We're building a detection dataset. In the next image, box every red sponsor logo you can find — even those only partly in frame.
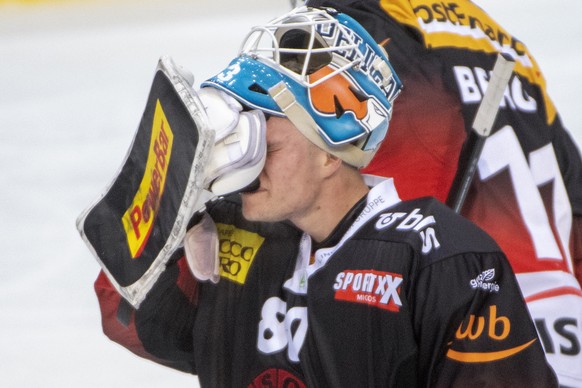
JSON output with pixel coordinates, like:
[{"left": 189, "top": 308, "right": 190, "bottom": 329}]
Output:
[
  {"left": 333, "top": 270, "right": 403, "bottom": 312},
  {"left": 248, "top": 368, "right": 305, "bottom": 388}
]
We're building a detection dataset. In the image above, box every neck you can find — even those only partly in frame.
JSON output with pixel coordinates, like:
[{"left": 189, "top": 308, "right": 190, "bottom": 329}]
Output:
[{"left": 291, "top": 170, "right": 369, "bottom": 243}]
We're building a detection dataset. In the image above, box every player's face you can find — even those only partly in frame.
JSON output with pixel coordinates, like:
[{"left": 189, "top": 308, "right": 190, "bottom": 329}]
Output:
[{"left": 241, "top": 116, "right": 328, "bottom": 224}]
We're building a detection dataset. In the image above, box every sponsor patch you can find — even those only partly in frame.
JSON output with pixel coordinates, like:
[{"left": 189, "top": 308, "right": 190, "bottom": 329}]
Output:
[
  {"left": 375, "top": 208, "right": 440, "bottom": 254},
  {"left": 333, "top": 270, "right": 403, "bottom": 312},
  {"left": 122, "top": 99, "right": 174, "bottom": 258},
  {"left": 380, "top": 0, "right": 556, "bottom": 123},
  {"left": 447, "top": 305, "right": 536, "bottom": 362},
  {"left": 249, "top": 368, "right": 305, "bottom": 388},
  {"left": 470, "top": 268, "right": 500, "bottom": 293},
  {"left": 216, "top": 223, "right": 264, "bottom": 284}
]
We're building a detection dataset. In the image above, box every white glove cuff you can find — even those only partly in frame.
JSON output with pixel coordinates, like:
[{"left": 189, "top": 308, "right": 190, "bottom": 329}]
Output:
[{"left": 184, "top": 212, "right": 220, "bottom": 283}]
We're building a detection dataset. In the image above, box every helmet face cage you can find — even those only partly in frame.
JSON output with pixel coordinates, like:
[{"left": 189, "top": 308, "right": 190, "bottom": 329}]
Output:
[
  {"left": 242, "top": 10, "right": 356, "bottom": 88},
  {"left": 203, "top": 6, "right": 402, "bottom": 162}
]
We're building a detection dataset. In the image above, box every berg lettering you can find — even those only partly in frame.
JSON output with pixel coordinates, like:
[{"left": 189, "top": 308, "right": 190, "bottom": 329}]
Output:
[
  {"left": 375, "top": 208, "right": 441, "bottom": 254},
  {"left": 122, "top": 100, "right": 174, "bottom": 258},
  {"left": 454, "top": 65, "right": 537, "bottom": 113},
  {"left": 333, "top": 270, "right": 403, "bottom": 312}
]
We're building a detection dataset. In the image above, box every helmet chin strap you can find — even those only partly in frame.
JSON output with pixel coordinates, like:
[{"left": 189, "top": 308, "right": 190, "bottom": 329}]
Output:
[{"left": 268, "top": 81, "right": 375, "bottom": 169}]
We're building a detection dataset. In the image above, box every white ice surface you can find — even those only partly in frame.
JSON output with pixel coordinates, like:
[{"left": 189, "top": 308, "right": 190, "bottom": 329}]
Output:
[{"left": 0, "top": 1, "right": 580, "bottom": 387}]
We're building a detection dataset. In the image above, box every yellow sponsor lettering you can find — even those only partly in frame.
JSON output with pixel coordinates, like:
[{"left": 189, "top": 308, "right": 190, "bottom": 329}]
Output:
[
  {"left": 216, "top": 223, "right": 264, "bottom": 284},
  {"left": 456, "top": 305, "right": 510, "bottom": 341},
  {"left": 489, "top": 305, "right": 510, "bottom": 340},
  {"left": 456, "top": 315, "right": 485, "bottom": 340},
  {"left": 122, "top": 100, "right": 174, "bottom": 258},
  {"left": 448, "top": 305, "right": 533, "bottom": 363},
  {"left": 379, "top": 0, "right": 556, "bottom": 124}
]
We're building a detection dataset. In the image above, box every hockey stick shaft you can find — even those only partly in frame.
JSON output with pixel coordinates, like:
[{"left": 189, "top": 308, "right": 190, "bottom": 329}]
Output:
[{"left": 448, "top": 53, "right": 515, "bottom": 214}]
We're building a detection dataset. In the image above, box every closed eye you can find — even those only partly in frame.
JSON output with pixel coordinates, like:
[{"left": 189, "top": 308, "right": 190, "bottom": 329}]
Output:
[{"left": 267, "top": 144, "right": 282, "bottom": 153}]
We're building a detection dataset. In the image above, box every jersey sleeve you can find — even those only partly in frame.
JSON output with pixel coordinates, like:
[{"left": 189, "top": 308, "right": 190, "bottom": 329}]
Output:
[
  {"left": 552, "top": 116, "right": 582, "bottom": 216},
  {"left": 552, "top": 116, "right": 582, "bottom": 286},
  {"left": 412, "top": 250, "right": 558, "bottom": 387},
  {"left": 573, "top": 216, "right": 582, "bottom": 287},
  {"left": 94, "top": 251, "right": 199, "bottom": 374}
]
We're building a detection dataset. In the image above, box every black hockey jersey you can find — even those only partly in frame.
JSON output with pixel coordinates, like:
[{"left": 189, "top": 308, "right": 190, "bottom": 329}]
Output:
[
  {"left": 96, "top": 178, "right": 557, "bottom": 387},
  {"left": 304, "top": 1, "right": 582, "bottom": 385}
]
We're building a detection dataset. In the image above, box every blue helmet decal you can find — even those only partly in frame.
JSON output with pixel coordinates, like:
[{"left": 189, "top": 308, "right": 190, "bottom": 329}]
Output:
[
  {"left": 202, "top": 6, "right": 402, "bottom": 166},
  {"left": 204, "top": 57, "right": 285, "bottom": 115}
]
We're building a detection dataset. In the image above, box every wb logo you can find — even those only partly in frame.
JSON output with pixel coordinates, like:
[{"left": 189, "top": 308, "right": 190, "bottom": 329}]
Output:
[
  {"left": 456, "top": 305, "right": 510, "bottom": 341},
  {"left": 446, "top": 305, "right": 537, "bottom": 363}
]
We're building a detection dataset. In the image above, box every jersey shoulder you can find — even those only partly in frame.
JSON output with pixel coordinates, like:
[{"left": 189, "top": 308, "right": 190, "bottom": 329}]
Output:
[{"left": 358, "top": 196, "right": 502, "bottom": 264}]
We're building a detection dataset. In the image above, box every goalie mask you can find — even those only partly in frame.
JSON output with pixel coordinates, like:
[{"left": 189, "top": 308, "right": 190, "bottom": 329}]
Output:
[{"left": 202, "top": 6, "right": 402, "bottom": 168}]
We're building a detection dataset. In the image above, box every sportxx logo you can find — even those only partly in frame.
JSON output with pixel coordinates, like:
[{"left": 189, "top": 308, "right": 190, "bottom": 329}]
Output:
[
  {"left": 447, "top": 305, "right": 537, "bottom": 363},
  {"left": 333, "top": 270, "right": 403, "bottom": 312},
  {"left": 122, "top": 100, "right": 174, "bottom": 258},
  {"left": 375, "top": 208, "right": 441, "bottom": 254},
  {"left": 216, "top": 223, "right": 264, "bottom": 284}
]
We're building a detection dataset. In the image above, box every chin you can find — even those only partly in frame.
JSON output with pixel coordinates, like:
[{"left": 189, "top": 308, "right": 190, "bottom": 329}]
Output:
[
  {"left": 241, "top": 191, "right": 283, "bottom": 222},
  {"left": 241, "top": 202, "right": 279, "bottom": 223},
  {"left": 241, "top": 208, "right": 262, "bottom": 222},
  {"left": 241, "top": 196, "right": 260, "bottom": 221}
]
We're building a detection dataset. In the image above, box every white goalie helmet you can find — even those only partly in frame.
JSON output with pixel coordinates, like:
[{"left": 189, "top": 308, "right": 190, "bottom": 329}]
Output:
[{"left": 203, "top": 6, "right": 402, "bottom": 168}]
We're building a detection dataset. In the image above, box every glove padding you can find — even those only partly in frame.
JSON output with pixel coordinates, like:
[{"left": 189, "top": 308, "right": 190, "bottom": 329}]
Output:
[
  {"left": 183, "top": 88, "right": 266, "bottom": 283},
  {"left": 198, "top": 87, "right": 266, "bottom": 196},
  {"left": 184, "top": 212, "right": 220, "bottom": 283},
  {"left": 181, "top": 87, "right": 266, "bottom": 284}
]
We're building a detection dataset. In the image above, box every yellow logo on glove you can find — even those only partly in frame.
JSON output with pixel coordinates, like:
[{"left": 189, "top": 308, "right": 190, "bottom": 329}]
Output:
[{"left": 122, "top": 100, "right": 174, "bottom": 258}]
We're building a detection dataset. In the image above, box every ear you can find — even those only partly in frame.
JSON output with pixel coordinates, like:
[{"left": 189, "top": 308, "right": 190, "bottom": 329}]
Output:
[{"left": 321, "top": 152, "right": 343, "bottom": 178}]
